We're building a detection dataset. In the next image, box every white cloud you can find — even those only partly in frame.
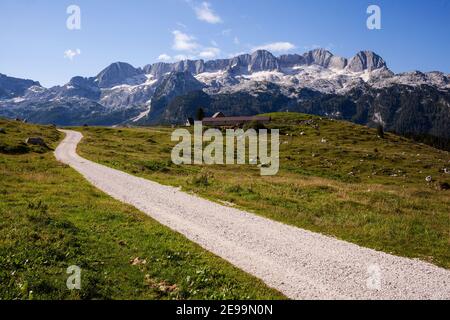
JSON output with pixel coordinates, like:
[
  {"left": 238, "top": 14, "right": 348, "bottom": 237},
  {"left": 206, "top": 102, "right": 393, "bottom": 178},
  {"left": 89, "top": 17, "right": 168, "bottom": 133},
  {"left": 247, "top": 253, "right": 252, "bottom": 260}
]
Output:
[
  {"left": 174, "top": 54, "right": 190, "bottom": 61},
  {"left": 158, "top": 54, "right": 172, "bottom": 62},
  {"left": 167, "top": 28, "right": 223, "bottom": 61},
  {"left": 233, "top": 36, "right": 240, "bottom": 45},
  {"left": 172, "top": 30, "right": 198, "bottom": 51},
  {"left": 195, "top": 2, "right": 222, "bottom": 24},
  {"left": 199, "top": 47, "right": 221, "bottom": 59},
  {"left": 64, "top": 48, "right": 81, "bottom": 60},
  {"left": 252, "top": 42, "right": 296, "bottom": 53}
]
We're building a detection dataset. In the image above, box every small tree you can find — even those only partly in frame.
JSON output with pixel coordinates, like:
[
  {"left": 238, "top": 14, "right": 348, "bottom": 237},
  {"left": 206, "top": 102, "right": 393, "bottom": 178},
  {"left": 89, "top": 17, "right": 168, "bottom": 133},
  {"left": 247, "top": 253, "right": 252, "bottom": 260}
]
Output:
[
  {"left": 377, "top": 124, "right": 384, "bottom": 139},
  {"left": 196, "top": 108, "right": 205, "bottom": 121}
]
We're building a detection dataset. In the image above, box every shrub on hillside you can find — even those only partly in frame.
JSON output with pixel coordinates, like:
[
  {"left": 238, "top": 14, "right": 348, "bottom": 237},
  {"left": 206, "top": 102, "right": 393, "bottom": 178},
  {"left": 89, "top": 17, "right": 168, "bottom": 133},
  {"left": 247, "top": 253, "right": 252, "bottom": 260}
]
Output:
[{"left": 0, "top": 142, "right": 30, "bottom": 154}]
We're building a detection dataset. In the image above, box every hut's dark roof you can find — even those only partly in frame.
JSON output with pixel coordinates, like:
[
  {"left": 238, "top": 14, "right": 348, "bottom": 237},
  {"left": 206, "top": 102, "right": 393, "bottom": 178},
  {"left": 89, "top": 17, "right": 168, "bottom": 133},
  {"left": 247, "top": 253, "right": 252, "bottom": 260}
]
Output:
[{"left": 202, "top": 116, "right": 271, "bottom": 123}]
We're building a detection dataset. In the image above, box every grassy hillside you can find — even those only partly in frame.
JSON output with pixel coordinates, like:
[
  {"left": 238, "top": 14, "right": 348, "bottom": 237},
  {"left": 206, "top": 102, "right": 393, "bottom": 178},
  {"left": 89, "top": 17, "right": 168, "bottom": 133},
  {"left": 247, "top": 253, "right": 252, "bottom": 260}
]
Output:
[
  {"left": 77, "top": 113, "right": 450, "bottom": 268},
  {"left": 0, "top": 118, "right": 284, "bottom": 300}
]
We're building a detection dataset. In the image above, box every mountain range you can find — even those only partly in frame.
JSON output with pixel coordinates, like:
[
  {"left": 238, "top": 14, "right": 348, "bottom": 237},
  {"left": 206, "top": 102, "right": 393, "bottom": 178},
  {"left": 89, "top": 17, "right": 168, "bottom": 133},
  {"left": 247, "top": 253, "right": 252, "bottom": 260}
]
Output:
[{"left": 0, "top": 48, "right": 449, "bottom": 142}]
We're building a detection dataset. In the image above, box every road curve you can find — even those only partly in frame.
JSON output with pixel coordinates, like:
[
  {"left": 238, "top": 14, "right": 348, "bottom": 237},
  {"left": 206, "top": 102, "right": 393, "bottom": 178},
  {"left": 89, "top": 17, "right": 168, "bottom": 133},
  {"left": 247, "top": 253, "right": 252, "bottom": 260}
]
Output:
[{"left": 55, "top": 129, "right": 450, "bottom": 300}]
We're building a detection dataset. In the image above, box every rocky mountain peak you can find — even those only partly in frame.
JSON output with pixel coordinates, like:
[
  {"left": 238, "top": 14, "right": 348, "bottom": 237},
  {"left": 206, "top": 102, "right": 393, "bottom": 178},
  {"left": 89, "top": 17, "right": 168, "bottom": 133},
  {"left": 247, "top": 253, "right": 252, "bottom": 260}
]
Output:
[
  {"left": 0, "top": 73, "right": 41, "bottom": 99},
  {"left": 69, "top": 76, "right": 96, "bottom": 87},
  {"left": 173, "top": 59, "right": 205, "bottom": 75},
  {"left": 347, "top": 51, "right": 387, "bottom": 72},
  {"left": 278, "top": 54, "right": 307, "bottom": 68},
  {"left": 138, "top": 49, "right": 388, "bottom": 82},
  {"left": 143, "top": 62, "right": 172, "bottom": 78},
  {"left": 154, "top": 71, "right": 204, "bottom": 99},
  {"left": 249, "top": 50, "right": 279, "bottom": 73},
  {"left": 95, "top": 62, "right": 143, "bottom": 88},
  {"left": 303, "top": 49, "right": 334, "bottom": 67}
]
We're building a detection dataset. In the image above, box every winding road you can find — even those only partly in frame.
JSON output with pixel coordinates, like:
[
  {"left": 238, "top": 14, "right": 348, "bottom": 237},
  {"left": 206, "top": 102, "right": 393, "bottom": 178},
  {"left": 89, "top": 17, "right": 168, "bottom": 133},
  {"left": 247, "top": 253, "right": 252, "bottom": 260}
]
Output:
[{"left": 55, "top": 129, "right": 450, "bottom": 300}]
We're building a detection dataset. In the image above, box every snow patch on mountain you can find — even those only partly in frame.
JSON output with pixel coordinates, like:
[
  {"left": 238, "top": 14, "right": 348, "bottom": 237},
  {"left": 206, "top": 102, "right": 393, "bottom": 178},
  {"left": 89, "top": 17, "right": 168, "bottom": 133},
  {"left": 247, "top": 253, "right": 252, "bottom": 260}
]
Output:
[{"left": 131, "top": 103, "right": 151, "bottom": 122}]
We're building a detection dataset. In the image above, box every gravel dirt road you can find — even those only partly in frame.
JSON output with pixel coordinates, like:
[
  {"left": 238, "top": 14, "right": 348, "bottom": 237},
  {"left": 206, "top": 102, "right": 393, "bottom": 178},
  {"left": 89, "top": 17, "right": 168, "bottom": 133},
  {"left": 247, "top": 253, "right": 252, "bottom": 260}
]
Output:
[{"left": 55, "top": 129, "right": 450, "bottom": 300}]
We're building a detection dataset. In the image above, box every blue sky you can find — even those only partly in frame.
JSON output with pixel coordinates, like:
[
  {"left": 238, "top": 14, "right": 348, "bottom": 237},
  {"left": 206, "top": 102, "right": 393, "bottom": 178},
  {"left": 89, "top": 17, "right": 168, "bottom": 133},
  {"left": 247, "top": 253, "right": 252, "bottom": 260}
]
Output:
[{"left": 0, "top": 0, "right": 449, "bottom": 87}]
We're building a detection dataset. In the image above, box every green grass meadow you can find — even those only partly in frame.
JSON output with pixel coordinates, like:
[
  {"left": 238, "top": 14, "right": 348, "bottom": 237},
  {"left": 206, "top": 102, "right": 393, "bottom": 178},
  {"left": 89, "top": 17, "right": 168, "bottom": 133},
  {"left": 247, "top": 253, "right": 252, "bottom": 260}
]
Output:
[{"left": 0, "top": 118, "right": 285, "bottom": 300}]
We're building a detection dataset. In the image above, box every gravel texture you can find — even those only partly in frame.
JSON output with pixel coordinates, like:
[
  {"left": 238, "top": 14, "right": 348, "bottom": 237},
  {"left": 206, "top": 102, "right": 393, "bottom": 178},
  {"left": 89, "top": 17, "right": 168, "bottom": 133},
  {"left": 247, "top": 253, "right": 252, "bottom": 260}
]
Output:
[{"left": 55, "top": 130, "right": 450, "bottom": 300}]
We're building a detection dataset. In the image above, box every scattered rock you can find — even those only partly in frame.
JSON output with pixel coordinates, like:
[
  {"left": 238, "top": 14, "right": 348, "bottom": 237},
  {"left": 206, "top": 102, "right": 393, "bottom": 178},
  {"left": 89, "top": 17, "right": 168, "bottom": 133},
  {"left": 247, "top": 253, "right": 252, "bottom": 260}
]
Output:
[
  {"left": 443, "top": 168, "right": 449, "bottom": 174},
  {"left": 25, "top": 137, "right": 46, "bottom": 146},
  {"left": 425, "top": 176, "right": 433, "bottom": 183},
  {"left": 0, "top": 128, "right": 6, "bottom": 134},
  {"left": 321, "top": 138, "right": 328, "bottom": 143},
  {"left": 144, "top": 275, "right": 178, "bottom": 293},
  {"left": 130, "top": 257, "right": 147, "bottom": 266}
]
